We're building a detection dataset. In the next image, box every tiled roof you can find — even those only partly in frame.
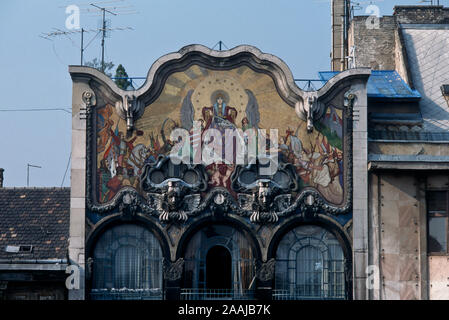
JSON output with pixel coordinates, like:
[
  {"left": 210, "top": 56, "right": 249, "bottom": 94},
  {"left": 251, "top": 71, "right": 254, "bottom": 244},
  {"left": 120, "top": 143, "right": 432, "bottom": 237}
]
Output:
[
  {"left": 0, "top": 188, "right": 70, "bottom": 260},
  {"left": 318, "top": 70, "right": 421, "bottom": 99},
  {"left": 402, "top": 27, "right": 449, "bottom": 131}
]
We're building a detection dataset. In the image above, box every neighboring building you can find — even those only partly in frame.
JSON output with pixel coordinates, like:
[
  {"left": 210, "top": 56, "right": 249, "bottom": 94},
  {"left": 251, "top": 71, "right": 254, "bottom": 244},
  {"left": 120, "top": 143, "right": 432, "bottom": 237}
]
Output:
[
  {"left": 333, "top": 3, "right": 449, "bottom": 299},
  {"left": 0, "top": 173, "right": 70, "bottom": 300}
]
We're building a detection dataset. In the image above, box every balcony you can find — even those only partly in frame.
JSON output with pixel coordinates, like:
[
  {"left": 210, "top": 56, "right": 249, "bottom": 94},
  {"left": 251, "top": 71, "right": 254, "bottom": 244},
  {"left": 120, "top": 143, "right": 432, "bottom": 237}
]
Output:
[
  {"left": 180, "top": 288, "right": 255, "bottom": 300},
  {"left": 272, "top": 289, "right": 346, "bottom": 300}
]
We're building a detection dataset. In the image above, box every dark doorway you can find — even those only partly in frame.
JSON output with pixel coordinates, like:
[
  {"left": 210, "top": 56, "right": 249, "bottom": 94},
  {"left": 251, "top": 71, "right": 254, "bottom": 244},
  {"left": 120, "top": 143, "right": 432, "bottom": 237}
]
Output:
[{"left": 206, "top": 245, "right": 232, "bottom": 289}]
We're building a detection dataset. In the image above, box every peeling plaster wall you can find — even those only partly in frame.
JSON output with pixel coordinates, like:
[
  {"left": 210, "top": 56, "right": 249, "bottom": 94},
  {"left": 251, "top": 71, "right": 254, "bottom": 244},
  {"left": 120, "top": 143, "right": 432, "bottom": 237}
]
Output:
[
  {"left": 369, "top": 173, "right": 423, "bottom": 300},
  {"left": 348, "top": 16, "right": 396, "bottom": 70},
  {"left": 429, "top": 256, "right": 449, "bottom": 299},
  {"left": 369, "top": 173, "right": 449, "bottom": 300}
]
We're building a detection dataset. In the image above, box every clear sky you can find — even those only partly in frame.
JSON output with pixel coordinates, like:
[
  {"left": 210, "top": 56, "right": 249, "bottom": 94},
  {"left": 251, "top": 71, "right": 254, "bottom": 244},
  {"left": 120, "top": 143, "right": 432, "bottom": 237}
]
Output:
[{"left": 0, "top": 0, "right": 439, "bottom": 187}]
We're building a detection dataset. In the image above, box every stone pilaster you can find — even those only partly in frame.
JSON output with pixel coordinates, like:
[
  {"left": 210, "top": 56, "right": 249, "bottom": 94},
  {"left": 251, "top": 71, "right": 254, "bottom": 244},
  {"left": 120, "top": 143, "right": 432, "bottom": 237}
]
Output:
[
  {"left": 68, "top": 77, "right": 90, "bottom": 300},
  {"left": 351, "top": 81, "right": 369, "bottom": 300}
]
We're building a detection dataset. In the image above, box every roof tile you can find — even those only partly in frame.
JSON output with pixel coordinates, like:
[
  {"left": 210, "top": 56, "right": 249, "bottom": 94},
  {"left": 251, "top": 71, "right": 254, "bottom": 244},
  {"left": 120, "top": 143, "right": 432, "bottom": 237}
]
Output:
[{"left": 0, "top": 188, "right": 70, "bottom": 260}]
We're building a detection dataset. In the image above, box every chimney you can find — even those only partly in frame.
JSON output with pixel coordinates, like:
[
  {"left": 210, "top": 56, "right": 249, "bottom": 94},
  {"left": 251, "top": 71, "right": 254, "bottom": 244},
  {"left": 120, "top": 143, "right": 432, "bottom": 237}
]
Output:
[
  {"left": 331, "top": 0, "right": 351, "bottom": 71},
  {"left": 0, "top": 168, "right": 4, "bottom": 188}
]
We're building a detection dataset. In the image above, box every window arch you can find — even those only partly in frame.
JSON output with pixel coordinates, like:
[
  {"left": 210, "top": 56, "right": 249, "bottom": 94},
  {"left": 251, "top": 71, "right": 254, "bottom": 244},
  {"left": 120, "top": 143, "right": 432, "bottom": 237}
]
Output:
[
  {"left": 182, "top": 224, "right": 256, "bottom": 299},
  {"left": 274, "top": 225, "right": 346, "bottom": 300},
  {"left": 90, "top": 224, "right": 163, "bottom": 300}
]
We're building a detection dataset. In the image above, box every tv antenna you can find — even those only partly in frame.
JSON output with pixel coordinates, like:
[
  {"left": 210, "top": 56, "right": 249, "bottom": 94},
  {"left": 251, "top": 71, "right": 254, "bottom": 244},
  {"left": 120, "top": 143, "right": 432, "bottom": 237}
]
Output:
[
  {"left": 27, "top": 164, "right": 42, "bottom": 187},
  {"left": 91, "top": 3, "right": 116, "bottom": 72},
  {"left": 40, "top": 1, "right": 136, "bottom": 68}
]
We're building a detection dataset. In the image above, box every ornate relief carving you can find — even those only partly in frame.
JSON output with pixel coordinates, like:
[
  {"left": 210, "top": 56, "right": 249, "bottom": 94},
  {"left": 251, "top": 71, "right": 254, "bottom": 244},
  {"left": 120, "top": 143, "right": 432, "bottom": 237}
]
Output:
[
  {"left": 119, "top": 192, "right": 139, "bottom": 220},
  {"left": 141, "top": 156, "right": 206, "bottom": 223},
  {"left": 147, "top": 181, "right": 201, "bottom": 222},
  {"left": 115, "top": 94, "right": 144, "bottom": 133},
  {"left": 140, "top": 156, "right": 208, "bottom": 193},
  {"left": 233, "top": 160, "right": 297, "bottom": 224},
  {"left": 295, "top": 92, "right": 325, "bottom": 133},
  {"left": 163, "top": 258, "right": 184, "bottom": 281},
  {"left": 238, "top": 181, "right": 292, "bottom": 224},
  {"left": 256, "top": 258, "right": 276, "bottom": 282},
  {"left": 82, "top": 90, "right": 96, "bottom": 108},
  {"left": 231, "top": 160, "right": 299, "bottom": 193}
]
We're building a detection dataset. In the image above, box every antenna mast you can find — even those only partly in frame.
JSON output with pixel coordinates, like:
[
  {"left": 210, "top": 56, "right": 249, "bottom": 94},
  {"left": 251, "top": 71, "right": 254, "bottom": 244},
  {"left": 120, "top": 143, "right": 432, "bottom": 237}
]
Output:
[
  {"left": 27, "top": 164, "right": 42, "bottom": 187},
  {"left": 90, "top": 3, "right": 117, "bottom": 72},
  {"left": 41, "top": 1, "right": 137, "bottom": 67}
]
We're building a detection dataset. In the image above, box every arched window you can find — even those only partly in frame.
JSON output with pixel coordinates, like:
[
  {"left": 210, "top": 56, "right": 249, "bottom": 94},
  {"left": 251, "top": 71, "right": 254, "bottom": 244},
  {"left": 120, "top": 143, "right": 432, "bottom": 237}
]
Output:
[
  {"left": 90, "top": 224, "right": 163, "bottom": 300},
  {"left": 182, "top": 224, "right": 255, "bottom": 300},
  {"left": 274, "top": 225, "right": 346, "bottom": 300}
]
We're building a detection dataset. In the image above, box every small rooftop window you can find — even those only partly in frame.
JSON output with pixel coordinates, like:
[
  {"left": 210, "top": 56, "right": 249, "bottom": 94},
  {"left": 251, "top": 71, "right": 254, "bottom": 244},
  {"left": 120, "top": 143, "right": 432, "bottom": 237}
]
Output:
[{"left": 4, "top": 245, "right": 33, "bottom": 253}]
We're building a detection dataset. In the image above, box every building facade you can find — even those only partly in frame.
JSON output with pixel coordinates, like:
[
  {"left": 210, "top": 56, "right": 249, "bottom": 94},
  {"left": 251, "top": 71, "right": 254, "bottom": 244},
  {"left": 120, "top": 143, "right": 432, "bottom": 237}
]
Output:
[
  {"left": 67, "top": 3, "right": 449, "bottom": 300},
  {"left": 342, "top": 3, "right": 449, "bottom": 300},
  {"left": 69, "top": 45, "right": 370, "bottom": 300}
]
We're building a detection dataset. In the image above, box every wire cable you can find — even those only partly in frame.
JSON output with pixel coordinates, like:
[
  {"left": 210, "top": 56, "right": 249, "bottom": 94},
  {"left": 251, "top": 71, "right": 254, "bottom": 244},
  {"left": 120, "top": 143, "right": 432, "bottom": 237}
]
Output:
[
  {"left": 0, "top": 108, "right": 71, "bottom": 114},
  {"left": 61, "top": 152, "right": 72, "bottom": 187}
]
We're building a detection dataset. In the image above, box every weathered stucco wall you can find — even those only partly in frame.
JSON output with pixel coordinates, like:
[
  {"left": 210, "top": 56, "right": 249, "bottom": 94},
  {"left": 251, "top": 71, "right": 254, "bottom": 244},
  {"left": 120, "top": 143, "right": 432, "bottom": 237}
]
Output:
[
  {"left": 369, "top": 173, "right": 449, "bottom": 300},
  {"left": 369, "top": 173, "right": 424, "bottom": 299},
  {"left": 348, "top": 16, "right": 396, "bottom": 70},
  {"left": 426, "top": 175, "right": 449, "bottom": 300},
  {"left": 429, "top": 256, "right": 449, "bottom": 299}
]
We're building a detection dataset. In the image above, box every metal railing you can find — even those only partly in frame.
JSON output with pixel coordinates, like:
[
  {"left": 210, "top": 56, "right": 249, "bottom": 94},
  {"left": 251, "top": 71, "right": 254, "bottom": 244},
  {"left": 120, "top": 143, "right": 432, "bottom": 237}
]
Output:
[
  {"left": 180, "top": 288, "right": 255, "bottom": 300},
  {"left": 272, "top": 289, "right": 346, "bottom": 300},
  {"left": 90, "top": 288, "right": 164, "bottom": 300}
]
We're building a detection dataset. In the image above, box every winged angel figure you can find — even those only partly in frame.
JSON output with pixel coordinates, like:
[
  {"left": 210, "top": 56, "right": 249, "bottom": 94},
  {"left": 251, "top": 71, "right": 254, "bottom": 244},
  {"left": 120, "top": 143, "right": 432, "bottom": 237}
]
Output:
[
  {"left": 147, "top": 179, "right": 201, "bottom": 222},
  {"left": 238, "top": 181, "right": 292, "bottom": 224}
]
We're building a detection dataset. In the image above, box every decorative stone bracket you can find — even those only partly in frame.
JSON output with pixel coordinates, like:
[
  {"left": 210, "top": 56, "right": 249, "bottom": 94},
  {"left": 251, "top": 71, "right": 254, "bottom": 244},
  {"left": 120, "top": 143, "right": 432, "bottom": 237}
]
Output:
[
  {"left": 256, "top": 258, "right": 276, "bottom": 282},
  {"left": 295, "top": 92, "right": 325, "bottom": 133},
  {"left": 163, "top": 258, "right": 184, "bottom": 281},
  {"left": 115, "top": 94, "right": 144, "bottom": 133},
  {"left": 82, "top": 90, "right": 96, "bottom": 108}
]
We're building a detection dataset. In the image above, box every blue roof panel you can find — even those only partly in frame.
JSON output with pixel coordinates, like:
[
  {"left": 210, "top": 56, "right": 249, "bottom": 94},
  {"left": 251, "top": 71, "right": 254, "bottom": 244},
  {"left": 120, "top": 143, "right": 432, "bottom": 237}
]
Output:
[{"left": 318, "top": 70, "right": 421, "bottom": 99}]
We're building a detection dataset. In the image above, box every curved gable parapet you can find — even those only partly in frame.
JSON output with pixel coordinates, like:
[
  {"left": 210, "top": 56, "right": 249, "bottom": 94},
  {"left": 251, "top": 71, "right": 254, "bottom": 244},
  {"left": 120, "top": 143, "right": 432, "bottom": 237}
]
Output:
[
  {"left": 70, "top": 45, "right": 306, "bottom": 108},
  {"left": 317, "top": 68, "right": 371, "bottom": 97},
  {"left": 69, "top": 44, "right": 370, "bottom": 110}
]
